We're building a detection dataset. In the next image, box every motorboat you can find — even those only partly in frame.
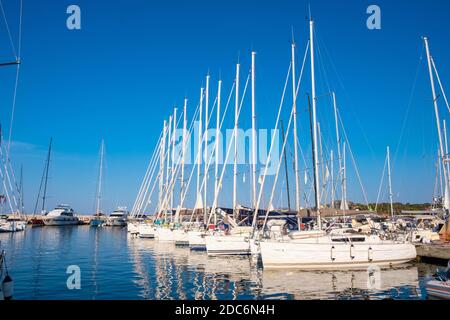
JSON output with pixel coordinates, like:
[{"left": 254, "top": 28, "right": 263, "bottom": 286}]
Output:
[
  {"left": 43, "top": 205, "right": 79, "bottom": 226},
  {"left": 0, "top": 216, "right": 26, "bottom": 232},
  {"left": 426, "top": 261, "right": 450, "bottom": 299},
  {"left": 106, "top": 207, "right": 128, "bottom": 227}
]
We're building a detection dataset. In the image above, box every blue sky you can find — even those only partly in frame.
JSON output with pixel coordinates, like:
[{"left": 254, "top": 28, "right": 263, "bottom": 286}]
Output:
[{"left": 0, "top": 0, "right": 449, "bottom": 214}]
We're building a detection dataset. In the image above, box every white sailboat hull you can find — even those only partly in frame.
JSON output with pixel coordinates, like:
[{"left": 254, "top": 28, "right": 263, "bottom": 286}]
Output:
[
  {"left": 173, "top": 229, "right": 189, "bottom": 245},
  {"left": 155, "top": 227, "right": 175, "bottom": 242},
  {"left": 137, "top": 224, "right": 155, "bottom": 238},
  {"left": 260, "top": 238, "right": 417, "bottom": 270},
  {"left": 127, "top": 222, "right": 139, "bottom": 234},
  {"left": 205, "top": 235, "right": 251, "bottom": 256},
  {"left": 188, "top": 230, "right": 206, "bottom": 250}
]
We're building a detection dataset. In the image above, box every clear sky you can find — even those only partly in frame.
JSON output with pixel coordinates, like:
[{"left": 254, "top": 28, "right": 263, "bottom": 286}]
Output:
[{"left": 0, "top": 0, "right": 449, "bottom": 214}]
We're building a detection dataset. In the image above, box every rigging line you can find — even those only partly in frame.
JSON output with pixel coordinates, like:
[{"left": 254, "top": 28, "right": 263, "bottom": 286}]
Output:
[
  {"left": 375, "top": 152, "right": 388, "bottom": 211},
  {"left": 431, "top": 56, "right": 450, "bottom": 115},
  {"left": 337, "top": 108, "right": 370, "bottom": 207},
  {"left": 6, "top": 60, "right": 21, "bottom": 162},
  {"left": 249, "top": 63, "right": 292, "bottom": 229},
  {"left": 0, "top": 0, "right": 17, "bottom": 58},
  {"left": 392, "top": 44, "right": 424, "bottom": 171}
]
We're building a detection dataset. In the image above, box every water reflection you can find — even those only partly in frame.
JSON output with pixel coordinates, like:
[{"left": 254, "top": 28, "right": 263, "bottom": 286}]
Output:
[{"left": 0, "top": 226, "right": 433, "bottom": 299}]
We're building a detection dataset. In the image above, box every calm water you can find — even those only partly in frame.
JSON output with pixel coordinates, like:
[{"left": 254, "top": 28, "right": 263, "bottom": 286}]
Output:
[{"left": 0, "top": 226, "right": 440, "bottom": 300}]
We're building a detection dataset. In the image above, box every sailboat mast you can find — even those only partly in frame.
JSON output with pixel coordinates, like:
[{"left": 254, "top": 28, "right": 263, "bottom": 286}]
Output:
[
  {"left": 330, "top": 150, "right": 334, "bottom": 209},
  {"left": 444, "top": 119, "right": 450, "bottom": 193},
  {"left": 281, "top": 120, "right": 291, "bottom": 211},
  {"left": 233, "top": 63, "right": 240, "bottom": 218},
  {"left": 158, "top": 121, "right": 167, "bottom": 215},
  {"left": 171, "top": 108, "right": 177, "bottom": 212},
  {"left": 204, "top": 75, "right": 210, "bottom": 221},
  {"left": 19, "top": 164, "right": 23, "bottom": 215},
  {"left": 95, "top": 139, "right": 104, "bottom": 216},
  {"left": 251, "top": 52, "right": 257, "bottom": 209},
  {"left": 309, "top": 19, "right": 321, "bottom": 229},
  {"left": 291, "top": 42, "right": 301, "bottom": 214},
  {"left": 387, "top": 146, "right": 394, "bottom": 218},
  {"left": 342, "top": 141, "right": 348, "bottom": 214},
  {"left": 196, "top": 88, "right": 204, "bottom": 220},
  {"left": 423, "top": 36, "right": 449, "bottom": 210},
  {"left": 181, "top": 98, "right": 187, "bottom": 203},
  {"left": 332, "top": 92, "right": 345, "bottom": 210},
  {"left": 42, "top": 137, "right": 52, "bottom": 213},
  {"left": 215, "top": 79, "right": 222, "bottom": 225}
]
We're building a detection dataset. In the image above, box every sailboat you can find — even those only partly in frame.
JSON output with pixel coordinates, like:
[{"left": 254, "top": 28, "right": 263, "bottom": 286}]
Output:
[
  {"left": 259, "top": 18, "right": 416, "bottom": 270},
  {"left": 30, "top": 138, "right": 52, "bottom": 227},
  {"left": 0, "top": 127, "right": 26, "bottom": 232},
  {"left": 90, "top": 139, "right": 106, "bottom": 226}
]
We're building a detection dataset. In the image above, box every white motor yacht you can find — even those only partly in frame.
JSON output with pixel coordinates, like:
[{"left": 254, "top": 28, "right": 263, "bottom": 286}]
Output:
[
  {"left": 106, "top": 207, "right": 128, "bottom": 227},
  {"left": 43, "top": 205, "right": 79, "bottom": 226}
]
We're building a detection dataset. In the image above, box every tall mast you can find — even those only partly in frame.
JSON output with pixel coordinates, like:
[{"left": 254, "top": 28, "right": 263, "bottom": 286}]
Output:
[
  {"left": 386, "top": 146, "right": 394, "bottom": 218},
  {"left": 95, "top": 139, "right": 104, "bottom": 216},
  {"left": 330, "top": 150, "right": 334, "bottom": 209},
  {"left": 342, "top": 142, "right": 348, "bottom": 213},
  {"left": 196, "top": 88, "right": 204, "bottom": 214},
  {"left": 171, "top": 108, "right": 177, "bottom": 211},
  {"left": 158, "top": 121, "right": 167, "bottom": 214},
  {"left": 204, "top": 75, "right": 210, "bottom": 221},
  {"left": 423, "top": 36, "right": 449, "bottom": 210},
  {"left": 251, "top": 51, "right": 257, "bottom": 209},
  {"left": 310, "top": 19, "right": 321, "bottom": 229},
  {"left": 332, "top": 92, "right": 346, "bottom": 210},
  {"left": 444, "top": 119, "right": 450, "bottom": 194},
  {"left": 181, "top": 98, "right": 187, "bottom": 204},
  {"left": 42, "top": 137, "right": 52, "bottom": 213},
  {"left": 291, "top": 41, "right": 301, "bottom": 215},
  {"left": 233, "top": 63, "right": 240, "bottom": 218},
  {"left": 215, "top": 79, "right": 222, "bottom": 224},
  {"left": 281, "top": 120, "right": 291, "bottom": 211},
  {"left": 19, "top": 164, "right": 23, "bottom": 215},
  {"left": 166, "top": 115, "right": 172, "bottom": 210}
]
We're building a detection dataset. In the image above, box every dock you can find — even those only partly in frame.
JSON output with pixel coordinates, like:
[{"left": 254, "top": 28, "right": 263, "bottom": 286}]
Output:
[{"left": 416, "top": 242, "right": 450, "bottom": 262}]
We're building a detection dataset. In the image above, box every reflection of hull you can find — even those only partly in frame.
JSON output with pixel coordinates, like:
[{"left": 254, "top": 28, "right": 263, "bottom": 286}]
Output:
[
  {"left": 188, "top": 231, "right": 206, "bottom": 250},
  {"left": 173, "top": 229, "right": 189, "bottom": 245},
  {"left": 138, "top": 224, "right": 155, "bottom": 238},
  {"left": 261, "top": 266, "right": 421, "bottom": 299},
  {"left": 426, "top": 280, "right": 450, "bottom": 299},
  {"left": 156, "top": 227, "right": 174, "bottom": 242},
  {"left": 205, "top": 235, "right": 250, "bottom": 255},
  {"left": 260, "top": 238, "right": 417, "bottom": 270}
]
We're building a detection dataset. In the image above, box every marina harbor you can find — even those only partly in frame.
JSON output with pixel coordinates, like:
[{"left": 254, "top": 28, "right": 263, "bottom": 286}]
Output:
[{"left": 1, "top": 0, "right": 450, "bottom": 302}]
